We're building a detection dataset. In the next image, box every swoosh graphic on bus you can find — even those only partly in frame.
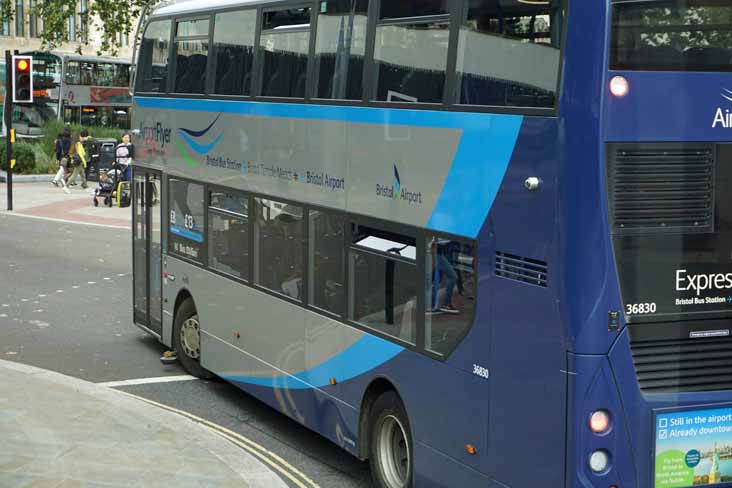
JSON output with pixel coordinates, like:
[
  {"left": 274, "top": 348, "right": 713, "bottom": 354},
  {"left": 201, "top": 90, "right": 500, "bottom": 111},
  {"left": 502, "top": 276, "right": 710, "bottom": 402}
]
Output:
[
  {"left": 137, "top": 97, "right": 523, "bottom": 237},
  {"left": 177, "top": 130, "right": 225, "bottom": 155},
  {"left": 178, "top": 112, "right": 222, "bottom": 137},
  {"left": 174, "top": 139, "right": 201, "bottom": 169},
  {"left": 222, "top": 334, "right": 404, "bottom": 390}
]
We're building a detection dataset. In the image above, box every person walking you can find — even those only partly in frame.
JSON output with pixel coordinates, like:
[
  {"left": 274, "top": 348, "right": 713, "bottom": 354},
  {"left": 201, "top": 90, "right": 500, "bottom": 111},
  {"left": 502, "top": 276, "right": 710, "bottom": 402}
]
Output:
[
  {"left": 115, "top": 132, "right": 134, "bottom": 181},
  {"left": 67, "top": 135, "right": 88, "bottom": 189},
  {"left": 67, "top": 133, "right": 88, "bottom": 189},
  {"left": 79, "top": 129, "right": 98, "bottom": 181},
  {"left": 51, "top": 127, "right": 71, "bottom": 193}
]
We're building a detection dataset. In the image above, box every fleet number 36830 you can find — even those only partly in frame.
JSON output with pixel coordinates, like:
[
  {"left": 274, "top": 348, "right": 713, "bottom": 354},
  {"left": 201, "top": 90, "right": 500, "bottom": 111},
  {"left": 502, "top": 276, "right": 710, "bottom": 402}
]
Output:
[{"left": 626, "top": 303, "right": 657, "bottom": 315}]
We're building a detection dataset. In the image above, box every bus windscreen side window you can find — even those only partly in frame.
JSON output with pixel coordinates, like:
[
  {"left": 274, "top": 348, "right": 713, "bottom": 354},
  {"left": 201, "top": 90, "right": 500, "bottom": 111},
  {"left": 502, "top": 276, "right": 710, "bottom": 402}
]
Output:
[
  {"left": 425, "top": 236, "right": 475, "bottom": 356},
  {"left": 208, "top": 190, "right": 250, "bottom": 280},
  {"left": 138, "top": 19, "right": 171, "bottom": 93},
  {"left": 213, "top": 9, "right": 256, "bottom": 96},
  {"left": 455, "top": 0, "right": 562, "bottom": 108},
  {"left": 314, "top": 0, "right": 368, "bottom": 100},
  {"left": 611, "top": 2, "right": 732, "bottom": 72},
  {"left": 174, "top": 18, "right": 210, "bottom": 94},
  {"left": 168, "top": 179, "right": 205, "bottom": 263},
  {"left": 373, "top": 0, "right": 449, "bottom": 104},
  {"left": 349, "top": 225, "right": 417, "bottom": 345},
  {"left": 259, "top": 8, "right": 311, "bottom": 98},
  {"left": 253, "top": 198, "right": 304, "bottom": 300}
]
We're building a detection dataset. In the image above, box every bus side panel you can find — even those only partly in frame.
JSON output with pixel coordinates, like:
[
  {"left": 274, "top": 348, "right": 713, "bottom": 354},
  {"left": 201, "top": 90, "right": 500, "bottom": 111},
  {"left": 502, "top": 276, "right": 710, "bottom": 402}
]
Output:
[
  {"left": 413, "top": 441, "right": 502, "bottom": 488},
  {"left": 482, "top": 118, "right": 566, "bottom": 487}
]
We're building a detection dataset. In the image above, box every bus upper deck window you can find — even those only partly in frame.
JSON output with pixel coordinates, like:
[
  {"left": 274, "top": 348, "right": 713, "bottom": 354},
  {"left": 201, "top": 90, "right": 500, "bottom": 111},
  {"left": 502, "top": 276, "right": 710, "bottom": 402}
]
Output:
[
  {"left": 259, "top": 8, "right": 311, "bottom": 98},
  {"left": 313, "top": 0, "right": 368, "bottom": 101},
  {"left": 212, "top": 10, "right": 256, "bottom": 96},
  {"left": 138, "top": 19, "right": 172, "bottom": 93},
  {"left": 454, "top": 0, "right": 562, "bottom": 108}
]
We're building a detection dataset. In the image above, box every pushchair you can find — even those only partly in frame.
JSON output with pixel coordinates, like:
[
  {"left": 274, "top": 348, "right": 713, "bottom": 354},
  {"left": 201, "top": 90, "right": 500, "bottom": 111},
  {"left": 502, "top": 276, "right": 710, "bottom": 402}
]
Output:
[
  {"left": 107, "top": 164, "right": 132, "bottom": 208},
  {"left": 93, "top": 170, "right": 116, "bottom": 207}
]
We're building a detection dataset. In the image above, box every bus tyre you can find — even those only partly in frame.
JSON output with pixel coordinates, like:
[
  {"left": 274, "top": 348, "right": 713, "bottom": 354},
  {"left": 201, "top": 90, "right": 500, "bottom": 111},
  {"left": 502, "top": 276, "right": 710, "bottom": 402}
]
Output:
[
  {"left": 173, "top": 298, "right": 214, "bottom": 380},
  {"left": 369, "top": 392, "right": 413, "bottom": 488}
]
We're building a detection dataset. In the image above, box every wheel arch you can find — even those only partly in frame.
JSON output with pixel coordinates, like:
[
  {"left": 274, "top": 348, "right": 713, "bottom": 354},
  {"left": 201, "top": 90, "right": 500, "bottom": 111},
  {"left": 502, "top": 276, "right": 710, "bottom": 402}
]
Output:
[{"left": 170, "top": 288, "right": 193, "bottom": 343}]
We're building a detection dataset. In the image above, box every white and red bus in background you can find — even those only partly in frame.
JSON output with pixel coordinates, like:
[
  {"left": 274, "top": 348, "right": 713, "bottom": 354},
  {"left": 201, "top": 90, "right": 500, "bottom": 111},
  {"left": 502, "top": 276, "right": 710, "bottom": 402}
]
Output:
[{"left": 12, "top": 51, "right": 132, "bottom": 136}]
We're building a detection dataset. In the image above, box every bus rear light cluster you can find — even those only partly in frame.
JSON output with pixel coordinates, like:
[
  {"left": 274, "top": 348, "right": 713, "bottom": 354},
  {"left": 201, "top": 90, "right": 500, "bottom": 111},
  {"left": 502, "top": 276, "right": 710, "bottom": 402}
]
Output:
[
  {"left": 589, "top": 449, "right": 610, "bottom": 473},
  {"left": 589, "top": 410, "right": 611, "bottom": 434},
  {"left": 609, "top": 76, "right": 629, "bottom": 98}
]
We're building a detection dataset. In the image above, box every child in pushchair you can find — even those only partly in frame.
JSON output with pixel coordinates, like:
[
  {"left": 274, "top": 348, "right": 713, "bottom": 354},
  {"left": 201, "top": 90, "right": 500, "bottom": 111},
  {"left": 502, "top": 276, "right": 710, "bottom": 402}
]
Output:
[{"left": 93, "top": 170, "right": 115, "bottom": 207}]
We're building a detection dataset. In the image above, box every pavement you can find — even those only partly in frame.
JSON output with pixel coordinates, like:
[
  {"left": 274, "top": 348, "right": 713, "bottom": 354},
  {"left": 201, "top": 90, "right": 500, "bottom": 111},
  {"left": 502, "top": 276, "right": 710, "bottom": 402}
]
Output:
[
  {"left": 0, "top": 180, "right": 132, "bottom": 228},
  {"left": 0, "top": 359, "right": 288, "bottom": 488}
]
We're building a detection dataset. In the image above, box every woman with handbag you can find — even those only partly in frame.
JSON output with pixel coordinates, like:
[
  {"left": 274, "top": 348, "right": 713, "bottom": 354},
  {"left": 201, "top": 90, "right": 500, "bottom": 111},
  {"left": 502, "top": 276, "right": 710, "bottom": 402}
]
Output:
[{"left": 67, "top": 134, "right": 88, "bottom": 189}]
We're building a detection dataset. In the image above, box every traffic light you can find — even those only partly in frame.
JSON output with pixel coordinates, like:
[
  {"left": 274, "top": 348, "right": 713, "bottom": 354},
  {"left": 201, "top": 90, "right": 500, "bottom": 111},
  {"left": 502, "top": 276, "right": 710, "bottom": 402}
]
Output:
[{"left": 12, "top": 55, "right": 33, "bottom": 103}]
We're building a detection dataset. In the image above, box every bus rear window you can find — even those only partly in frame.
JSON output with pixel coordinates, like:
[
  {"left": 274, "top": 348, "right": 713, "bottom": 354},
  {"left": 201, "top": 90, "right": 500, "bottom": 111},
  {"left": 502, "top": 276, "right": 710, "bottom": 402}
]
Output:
[{"left": 611, "top": 1, "right": 732, "bottom": 72}]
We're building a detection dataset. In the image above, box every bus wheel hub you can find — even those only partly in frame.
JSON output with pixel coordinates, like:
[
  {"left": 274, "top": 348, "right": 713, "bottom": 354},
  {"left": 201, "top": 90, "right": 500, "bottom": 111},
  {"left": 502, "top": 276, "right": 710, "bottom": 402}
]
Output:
[{"left": 180, "top": 316, "right": 201, "bottom": 359}]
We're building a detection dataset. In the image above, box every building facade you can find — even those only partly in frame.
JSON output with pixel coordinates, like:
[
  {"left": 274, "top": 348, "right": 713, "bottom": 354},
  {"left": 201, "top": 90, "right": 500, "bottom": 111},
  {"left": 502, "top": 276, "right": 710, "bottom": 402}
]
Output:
[{"left": 0, "top": 0, "right": 135, "bottom": 60}]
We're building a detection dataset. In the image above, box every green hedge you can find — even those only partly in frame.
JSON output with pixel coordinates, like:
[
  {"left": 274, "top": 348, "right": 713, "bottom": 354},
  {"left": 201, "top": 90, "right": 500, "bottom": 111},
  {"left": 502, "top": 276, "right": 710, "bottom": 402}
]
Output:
[
  {"left": 0, "top": 141, "right": 42, "bottom": 173},
  {"left": 0, "top": 120, "right": 124, "bottom": 174}
]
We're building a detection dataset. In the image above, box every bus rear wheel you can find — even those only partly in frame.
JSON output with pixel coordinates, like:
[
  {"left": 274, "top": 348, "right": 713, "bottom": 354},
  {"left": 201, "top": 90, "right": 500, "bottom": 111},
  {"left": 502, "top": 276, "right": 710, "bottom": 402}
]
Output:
[
  {"left": 173, "top": 297, "right": 214, "bottom": 380},
  {"left": 369, "top": 392, "right": 413, "bottom": 488}
]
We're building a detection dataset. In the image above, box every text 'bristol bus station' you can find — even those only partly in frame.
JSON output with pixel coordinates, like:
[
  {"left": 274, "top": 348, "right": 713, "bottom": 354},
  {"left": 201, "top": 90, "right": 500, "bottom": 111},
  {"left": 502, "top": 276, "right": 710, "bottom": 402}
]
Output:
[{"left": 7, "top": 0, "right": 732, "bottom": 487}]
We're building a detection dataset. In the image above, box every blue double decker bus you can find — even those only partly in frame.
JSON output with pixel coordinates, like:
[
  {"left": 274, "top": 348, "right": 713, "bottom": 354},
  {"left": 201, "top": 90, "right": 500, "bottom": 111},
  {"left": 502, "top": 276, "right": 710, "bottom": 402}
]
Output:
[{"left": 131, "top": 0, "right": 732, "bottom": 486}]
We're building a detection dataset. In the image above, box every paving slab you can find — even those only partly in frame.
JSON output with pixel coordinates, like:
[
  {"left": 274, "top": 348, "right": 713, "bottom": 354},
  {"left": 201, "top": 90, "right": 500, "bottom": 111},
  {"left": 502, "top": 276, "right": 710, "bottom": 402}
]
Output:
[
  {"left": 0, "top": 360, "right": 288, "bottom": 488},
  {"left": 0, "top": 182, "right": 131, "bottom": 227}
]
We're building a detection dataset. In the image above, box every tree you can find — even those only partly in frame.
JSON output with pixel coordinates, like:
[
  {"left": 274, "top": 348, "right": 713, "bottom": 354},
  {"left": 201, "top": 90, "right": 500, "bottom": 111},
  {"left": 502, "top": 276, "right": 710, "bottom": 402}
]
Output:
[{"left": 1, "top": 0, "right": 158, "bottom": 55}]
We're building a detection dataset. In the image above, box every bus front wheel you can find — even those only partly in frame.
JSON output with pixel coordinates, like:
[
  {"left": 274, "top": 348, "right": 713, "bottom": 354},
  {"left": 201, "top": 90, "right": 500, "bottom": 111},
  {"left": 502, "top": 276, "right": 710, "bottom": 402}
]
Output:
[
  {"left": 173, "top": 297, "right": 214, "bottom": 380},
  {"left": 369, "top": 391, "right": 413, "bottom": 488}
]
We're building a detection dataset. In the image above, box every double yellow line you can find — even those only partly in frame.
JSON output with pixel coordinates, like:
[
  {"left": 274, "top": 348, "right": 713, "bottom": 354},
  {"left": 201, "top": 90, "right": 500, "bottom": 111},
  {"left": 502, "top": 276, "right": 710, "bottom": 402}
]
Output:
[{"left": 118, "top": 390, "right": 320, "bottom": 488}]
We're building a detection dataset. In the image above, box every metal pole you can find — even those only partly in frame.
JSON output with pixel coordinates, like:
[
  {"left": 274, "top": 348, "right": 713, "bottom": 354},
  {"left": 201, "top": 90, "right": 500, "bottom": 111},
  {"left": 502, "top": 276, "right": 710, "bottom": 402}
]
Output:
[{"left": 5, "top": 50, "right": 12, "bottom": 211}]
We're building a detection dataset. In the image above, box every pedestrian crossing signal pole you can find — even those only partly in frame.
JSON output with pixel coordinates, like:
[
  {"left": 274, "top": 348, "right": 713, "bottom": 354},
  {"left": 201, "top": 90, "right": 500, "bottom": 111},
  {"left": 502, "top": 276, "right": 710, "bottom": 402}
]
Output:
[{"left": 5, "top": 50, "right": 13, "bottom": 211}]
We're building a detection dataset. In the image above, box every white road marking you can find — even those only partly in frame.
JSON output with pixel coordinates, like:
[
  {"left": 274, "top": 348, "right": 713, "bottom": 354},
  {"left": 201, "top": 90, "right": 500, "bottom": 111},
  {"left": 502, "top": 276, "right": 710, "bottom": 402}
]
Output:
[
  {"left": 0, "top": 212, "right": 129, "bottom": 230},
  {"left": 1, "top": 304, "right": 8, "bottom": 307},
  {"left": 56, "top": 290, "right": 63, "bottom": 293},
  {"left": 97, "top": 375, "right": 198, "bottom": 387},
  {"left": 72, "top": 285, "right": 80, "bottom": 289},
  {"left": 103, "top": 277, "right": 111, "bottom": 281},
  {"left": 20, "top": 299, "right": 28, "bottom": 302},
  {"left": 37, "top": 294, "right": 46, "bottom": 298},
  {"left": 87, "top": 281, "right": 96, "bottom": 285},
  {"left": 0, "top": 314, "right": 7, "bottom": 318}
]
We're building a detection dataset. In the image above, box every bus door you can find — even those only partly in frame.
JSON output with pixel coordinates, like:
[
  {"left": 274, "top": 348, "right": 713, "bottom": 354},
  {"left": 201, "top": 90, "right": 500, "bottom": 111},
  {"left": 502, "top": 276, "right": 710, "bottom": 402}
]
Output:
[{"left": 133, "top": 169, "right": 162, "bottom": 336}]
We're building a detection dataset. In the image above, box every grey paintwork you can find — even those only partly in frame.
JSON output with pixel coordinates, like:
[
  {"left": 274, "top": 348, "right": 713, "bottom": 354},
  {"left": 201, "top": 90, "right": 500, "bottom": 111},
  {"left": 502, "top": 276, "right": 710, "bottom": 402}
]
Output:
[
  {"left": 163, "top": 256, "right": 368, "bottom": 399},
  {"left": 134, "top": 107, "right": 461, "bottom": 232}
]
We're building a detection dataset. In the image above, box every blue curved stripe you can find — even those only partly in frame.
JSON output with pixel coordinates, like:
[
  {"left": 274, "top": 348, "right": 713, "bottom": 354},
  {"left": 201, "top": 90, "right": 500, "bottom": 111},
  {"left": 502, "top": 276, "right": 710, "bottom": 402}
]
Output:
[
  {"left": 427, "top": 117, "right": 522, "bottom": 236},
  {"left": 223, "top": 334, "right": 404, "bottom": 390},
  {"left": 178, "top": 130, "right": 224, "bottom": 154},
  {"left": 178, "top": 112, "right": 221, "bottom": 137}
]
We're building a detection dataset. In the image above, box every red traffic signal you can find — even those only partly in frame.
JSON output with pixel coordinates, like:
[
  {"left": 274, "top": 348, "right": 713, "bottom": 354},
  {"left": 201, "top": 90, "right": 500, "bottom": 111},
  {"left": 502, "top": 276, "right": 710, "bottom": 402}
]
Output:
[
  {"left": 12, "top": 55, "right": 33, "bottom": 103},
  {"left": 16, "top": 58, "right": 29, "bottom": 72}
]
